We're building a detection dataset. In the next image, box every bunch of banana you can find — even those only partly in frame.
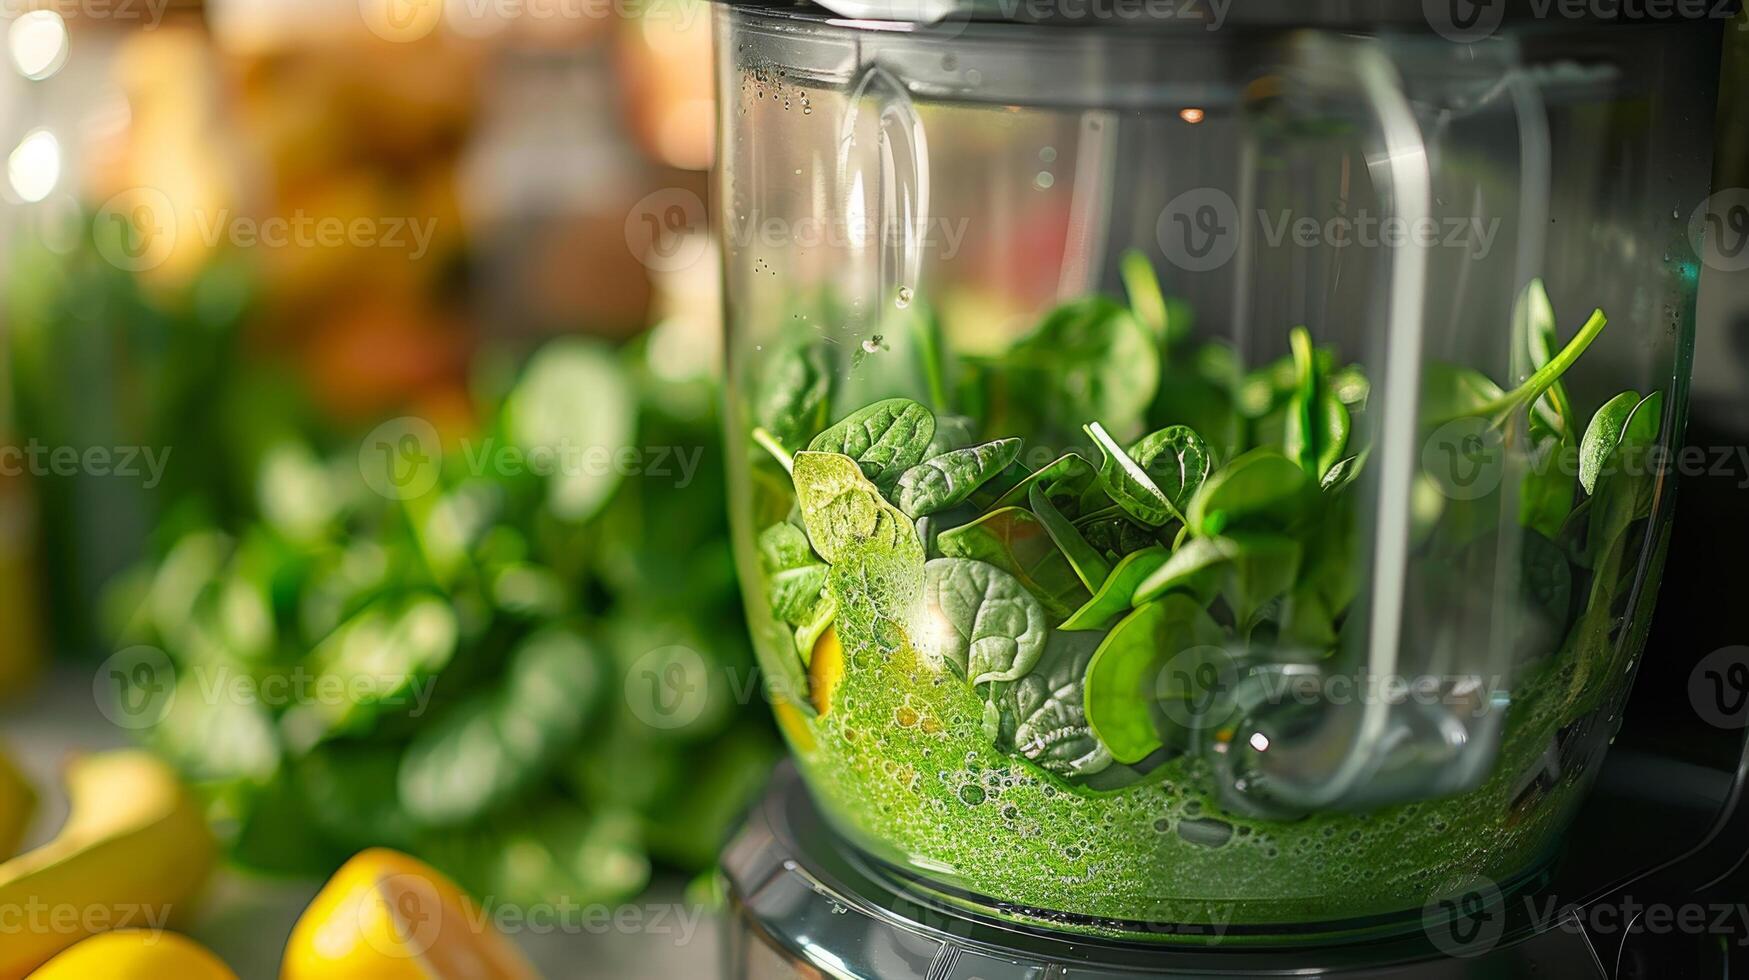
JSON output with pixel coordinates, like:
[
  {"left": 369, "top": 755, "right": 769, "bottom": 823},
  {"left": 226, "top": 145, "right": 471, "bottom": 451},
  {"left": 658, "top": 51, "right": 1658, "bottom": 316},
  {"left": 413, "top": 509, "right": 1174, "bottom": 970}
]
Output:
[{"left": 0, "top": 750, "right": 214, "bottom": 979}]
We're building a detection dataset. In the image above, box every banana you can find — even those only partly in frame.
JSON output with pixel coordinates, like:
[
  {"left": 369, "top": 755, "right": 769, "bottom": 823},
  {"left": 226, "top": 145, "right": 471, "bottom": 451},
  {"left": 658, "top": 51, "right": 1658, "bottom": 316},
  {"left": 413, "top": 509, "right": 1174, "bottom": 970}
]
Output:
[{"left": 0, "top": 750, "right": 216, "bottom": 980}]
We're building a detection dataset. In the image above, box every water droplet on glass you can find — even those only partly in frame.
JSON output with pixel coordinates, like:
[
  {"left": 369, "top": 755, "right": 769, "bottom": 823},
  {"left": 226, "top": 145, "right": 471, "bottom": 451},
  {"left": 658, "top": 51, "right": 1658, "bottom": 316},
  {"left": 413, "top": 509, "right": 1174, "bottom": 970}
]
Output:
[
  {"left": 1034, "top": 171, "right": 1055, "bottom": 190},
  {"left": 895, "top": 285, "right": 913, "bottom": 308}
]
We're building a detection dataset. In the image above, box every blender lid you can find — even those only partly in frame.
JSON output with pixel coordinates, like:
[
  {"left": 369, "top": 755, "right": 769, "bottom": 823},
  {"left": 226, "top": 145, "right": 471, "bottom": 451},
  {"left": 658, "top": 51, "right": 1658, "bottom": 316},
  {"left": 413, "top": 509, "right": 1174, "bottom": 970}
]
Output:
[{"left": 731, "top": 0, "right": 1739, "bottom": 31}]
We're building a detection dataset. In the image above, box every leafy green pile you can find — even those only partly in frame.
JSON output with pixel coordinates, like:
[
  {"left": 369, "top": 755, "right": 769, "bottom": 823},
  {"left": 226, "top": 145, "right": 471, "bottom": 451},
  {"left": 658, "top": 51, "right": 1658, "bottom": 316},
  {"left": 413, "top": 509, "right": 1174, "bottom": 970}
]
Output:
[
  {"left": 107, "top": 335, "right": 776, "bottom": 906},
  {"left": 746, "top": 253, "right": 1663, "bottom": 807}
]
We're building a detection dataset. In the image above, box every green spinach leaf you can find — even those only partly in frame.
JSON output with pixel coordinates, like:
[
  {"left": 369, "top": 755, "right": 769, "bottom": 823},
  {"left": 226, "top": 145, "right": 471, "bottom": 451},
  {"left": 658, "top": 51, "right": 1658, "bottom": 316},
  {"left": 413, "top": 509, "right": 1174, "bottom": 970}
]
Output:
[
  {"left": 807, "top": 398, "right": 937, "bottom": 487},
  {"left": 1185, "top": 448, "right": 1309, "bottom": 536},
  {"left": 1083, "top": 594, "right": 1224, "bottom": 764},
  {"left": 792, "top": 451, "right": 922, "bottom": 565},
  {"left": 1578, "top": 390, "right": 1642, "bottom": 495},
  {"left": 1130, "top": 424, "right": 1211, "bottom": 517},
  {"left": 1060, "top": 546, "right": 1170, "bottom": 631},
  {"left": 936, "top": 506, "right": 1090, "bottom": 619},
  {"left": 894, "top": 438, "right": 1022, "bottom": 518},
  {"left": 922, "top": 558, "right": 1048, "bottom": 685},
  {"left": 1006, "top": 297, "right": 1159, "bottom": 439},
  {"left": 1028, "top": 481, "right": 1112, "bottom": 591},
  {"left": 1086, "top": 420, "right": 1177, "bottom": 526}
]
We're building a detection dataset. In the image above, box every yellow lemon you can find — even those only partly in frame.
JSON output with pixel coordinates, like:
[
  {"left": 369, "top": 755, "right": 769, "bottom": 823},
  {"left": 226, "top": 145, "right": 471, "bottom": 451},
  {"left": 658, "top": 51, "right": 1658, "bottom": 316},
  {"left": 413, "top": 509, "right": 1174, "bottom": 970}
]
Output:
[
  {"left": 281, "top": 849, "right": 537, "bottom": 980},
  {"left": 27, "top": 930, "right": 235, "bottom": 980},
  {"left": 807, "top": 625, "right": 844, "bottom": 715}
]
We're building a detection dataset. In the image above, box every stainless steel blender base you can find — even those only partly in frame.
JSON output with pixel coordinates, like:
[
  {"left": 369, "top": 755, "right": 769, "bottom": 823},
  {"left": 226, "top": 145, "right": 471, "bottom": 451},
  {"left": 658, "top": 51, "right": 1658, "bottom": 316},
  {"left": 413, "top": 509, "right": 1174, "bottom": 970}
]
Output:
[{"left": 721, "top": 763, "right": 1614, "bottom": 979}]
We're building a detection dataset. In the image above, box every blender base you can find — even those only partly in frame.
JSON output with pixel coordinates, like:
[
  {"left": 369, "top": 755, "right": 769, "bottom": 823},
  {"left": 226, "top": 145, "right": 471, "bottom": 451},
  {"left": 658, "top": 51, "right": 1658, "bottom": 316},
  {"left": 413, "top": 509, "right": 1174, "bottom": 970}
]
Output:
[{"left": 722, "top": 763, "right": 1614, "bottom": 979}]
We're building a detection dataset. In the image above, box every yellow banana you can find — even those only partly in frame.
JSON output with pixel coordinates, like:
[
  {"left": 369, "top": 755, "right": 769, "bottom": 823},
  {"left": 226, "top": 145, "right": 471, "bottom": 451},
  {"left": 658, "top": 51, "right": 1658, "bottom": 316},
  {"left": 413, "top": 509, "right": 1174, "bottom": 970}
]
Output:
[{"left": 0, "top": 750, "right": 216, "bottom": 980}]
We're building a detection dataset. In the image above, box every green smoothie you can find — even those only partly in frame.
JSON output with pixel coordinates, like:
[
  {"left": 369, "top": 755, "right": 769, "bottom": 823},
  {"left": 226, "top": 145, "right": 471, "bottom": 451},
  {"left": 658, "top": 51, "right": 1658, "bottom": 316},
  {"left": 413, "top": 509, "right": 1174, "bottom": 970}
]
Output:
[{"left": 732, "top": 260, "right": 1664, "bottom": 934}]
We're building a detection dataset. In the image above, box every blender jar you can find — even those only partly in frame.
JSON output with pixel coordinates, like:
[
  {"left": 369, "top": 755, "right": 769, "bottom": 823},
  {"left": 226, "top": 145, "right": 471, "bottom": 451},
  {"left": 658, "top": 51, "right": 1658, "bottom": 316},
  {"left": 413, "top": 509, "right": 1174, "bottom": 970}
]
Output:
[{"left": 715, "top": 2, "right": 1722, "bottom": 935}]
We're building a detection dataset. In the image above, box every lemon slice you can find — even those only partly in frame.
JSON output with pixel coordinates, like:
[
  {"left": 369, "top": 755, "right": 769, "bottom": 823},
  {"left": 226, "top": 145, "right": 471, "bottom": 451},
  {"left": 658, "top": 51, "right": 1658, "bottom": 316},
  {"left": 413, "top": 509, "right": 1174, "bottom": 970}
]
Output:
[
  {"left": 28, "top": 930, "right": 235, "bottom": 979},
  {"left": 282, "top": 849, "right": 537, "bottom": 980}
]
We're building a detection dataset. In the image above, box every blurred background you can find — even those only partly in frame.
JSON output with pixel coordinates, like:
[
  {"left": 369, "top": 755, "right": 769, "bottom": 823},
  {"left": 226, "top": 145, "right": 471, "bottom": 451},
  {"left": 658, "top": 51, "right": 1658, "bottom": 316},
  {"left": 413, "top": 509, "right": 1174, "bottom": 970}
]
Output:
[{"left": 0, "top": 0, "right": 757, "bottom": 974}]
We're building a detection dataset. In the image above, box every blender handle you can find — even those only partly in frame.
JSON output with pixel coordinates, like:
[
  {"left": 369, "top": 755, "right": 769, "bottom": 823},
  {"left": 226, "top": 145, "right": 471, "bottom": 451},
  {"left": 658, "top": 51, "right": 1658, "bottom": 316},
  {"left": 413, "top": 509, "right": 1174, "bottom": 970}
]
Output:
[
  {"left": 836, "top": 65, "right": 929, "bottom": 320},
  {"left": 1219, "top": 41, "right": 1513, "bottom": 815}
]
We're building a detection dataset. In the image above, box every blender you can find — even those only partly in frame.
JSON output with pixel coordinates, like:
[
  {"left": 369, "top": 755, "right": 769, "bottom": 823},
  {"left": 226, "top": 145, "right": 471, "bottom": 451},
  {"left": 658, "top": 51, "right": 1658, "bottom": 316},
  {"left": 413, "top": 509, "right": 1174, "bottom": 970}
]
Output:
[{"left": 711, "top": 1, "right": 1747, "bottom": 974}]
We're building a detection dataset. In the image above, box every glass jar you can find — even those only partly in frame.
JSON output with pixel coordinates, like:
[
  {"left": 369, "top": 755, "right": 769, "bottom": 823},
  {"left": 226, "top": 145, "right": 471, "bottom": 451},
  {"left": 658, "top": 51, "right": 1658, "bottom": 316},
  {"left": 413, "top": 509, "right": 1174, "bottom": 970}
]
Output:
[{"left": 715, "top": 3, "right": 1723, "bottom": 936}]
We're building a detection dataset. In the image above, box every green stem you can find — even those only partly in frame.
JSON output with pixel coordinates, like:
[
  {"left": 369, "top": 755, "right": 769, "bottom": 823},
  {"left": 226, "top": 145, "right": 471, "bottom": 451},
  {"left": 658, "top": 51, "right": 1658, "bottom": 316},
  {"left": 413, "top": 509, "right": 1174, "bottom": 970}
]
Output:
[
  {"left": 1468, "top": 308, "right": 1608, "bottom": 424},
  {"left": 751, "top": 427, "right": 794, "bottom": 474}
]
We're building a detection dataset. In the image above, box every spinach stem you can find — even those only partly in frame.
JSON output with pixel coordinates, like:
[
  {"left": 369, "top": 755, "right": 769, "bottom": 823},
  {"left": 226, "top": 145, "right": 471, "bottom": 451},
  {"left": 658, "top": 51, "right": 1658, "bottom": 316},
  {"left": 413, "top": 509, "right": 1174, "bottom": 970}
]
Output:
[
  {"left": 752, "top": 427, "right": 794, "bottom": 474},
  {"left": 1467, "top": 308, "right": 1608, "bottom": 424}
]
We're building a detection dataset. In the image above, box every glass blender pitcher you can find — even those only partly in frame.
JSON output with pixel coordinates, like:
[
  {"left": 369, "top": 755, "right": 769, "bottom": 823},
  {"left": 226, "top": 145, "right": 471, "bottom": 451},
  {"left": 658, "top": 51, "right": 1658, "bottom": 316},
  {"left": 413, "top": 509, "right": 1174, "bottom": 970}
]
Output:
[{"left": 713, "top": 0, "right": 1732, "bottom": 970}]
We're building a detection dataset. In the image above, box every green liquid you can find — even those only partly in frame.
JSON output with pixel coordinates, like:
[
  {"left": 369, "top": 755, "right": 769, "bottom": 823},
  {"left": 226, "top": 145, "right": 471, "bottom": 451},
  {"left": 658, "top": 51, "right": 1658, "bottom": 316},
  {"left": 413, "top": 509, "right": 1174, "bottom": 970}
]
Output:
[{"left": 781, "top": 634, "right": 1589, "bottom": 934}]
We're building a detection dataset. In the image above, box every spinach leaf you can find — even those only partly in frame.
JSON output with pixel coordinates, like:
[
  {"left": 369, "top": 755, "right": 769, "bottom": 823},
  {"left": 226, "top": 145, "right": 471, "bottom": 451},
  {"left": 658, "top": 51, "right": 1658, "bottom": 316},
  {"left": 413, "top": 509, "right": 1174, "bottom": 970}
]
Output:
[
  {"left": 1520, "top": 432, "right": 1575, "bottom": 540},
  {"left": 792, "top": 451, "right": 922, "bottom": 565},
  {"left": 399, "top": 628, "right": 603, "bottom": 826},
  {"left": 936, "top": 506, "right": 1090, "bottom": 619},
  {"left": 1578, "top": 390, "right": 1642, "bottom": 495},
  {"left": 1130, "top": 424, "right": 1211, "bottom": 517},
  {"left": 1006, "top": 297, "right": 1159, "bottom": 439},
  {"left": 1184, "top": 448, "right": 1309, "bottom": 536},
  {"left": 1516, "top": 279, "right": 1572, "bottom": 435},
  {"left": 506, "top": 339, "right": 636, "bottom": 522},
  {"left": 294, "top": 594, "right": 458, "bottom": 739},
  {"left": 1281, "top": 327, "right": 1350, "bottom": 479},
  {"left": 1083, "top": 594, "right": 1224, "bottom": 764},
  {"left": 1085, "top": 420, "right": 1177, "bottom": 526},
  {"left": 1584, "top": 391, "right": 1664, "bottom": 556},
  {"left": 753, "top": 340, "right": 831, "bottom": 450},
  {"left": 1060, "top": 546, "right": 1170, "bottom": 631},
  {"left": 922, "top": 558, "right": 1048, "bottom": 685},
  {"left": 985, "top": 452, "right": 1096, "bottom": 512},
  {"left": 1028, "top": 481, "right": 1112, "bottom": 591},
  {"left": 1319, "top": 450, "right": 1367, "bottom": 492},
  {"left": 758, "top": 523, "right": 829, "bottom": 625},
  {"left": 807, "top": 398, "right": 937, "bottom": 487},
  {"left": 894, "top": 438, "right": 1022, "bottom": 518},
  {"left": 987, "top": 631, "right": 1111, "bottom": 779},
  {"left": 1080, "top": 514, "right": 1160, "bottom": 561}
]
